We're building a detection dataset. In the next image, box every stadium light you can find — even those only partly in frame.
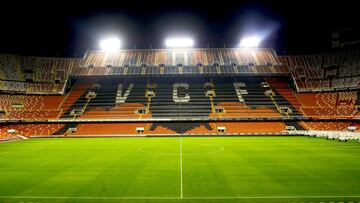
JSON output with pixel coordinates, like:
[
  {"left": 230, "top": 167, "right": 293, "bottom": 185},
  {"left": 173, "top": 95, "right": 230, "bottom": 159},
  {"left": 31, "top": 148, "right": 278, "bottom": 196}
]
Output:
[
  {"left": 100, "top": 37, "right": 121, "bottom": 51},
  {"left": 165, "top": 38, "right": 194, "bottom": 48},
  {"left": 239, "top": 37, "right": 261, "bottom": 48}
]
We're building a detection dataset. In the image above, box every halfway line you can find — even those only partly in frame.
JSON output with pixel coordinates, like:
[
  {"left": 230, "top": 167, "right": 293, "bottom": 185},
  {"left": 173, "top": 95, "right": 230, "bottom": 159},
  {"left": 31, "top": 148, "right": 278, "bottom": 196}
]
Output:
[{"left": 180, "top": 138, "right": 183, "bottom": 198}]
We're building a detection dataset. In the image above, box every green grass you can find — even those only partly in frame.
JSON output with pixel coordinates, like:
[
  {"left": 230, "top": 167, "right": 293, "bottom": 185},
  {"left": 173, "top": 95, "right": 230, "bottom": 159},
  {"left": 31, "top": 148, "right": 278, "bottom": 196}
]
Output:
[{"left": 0, "top": 136, "right": 360, "bottom": 203}]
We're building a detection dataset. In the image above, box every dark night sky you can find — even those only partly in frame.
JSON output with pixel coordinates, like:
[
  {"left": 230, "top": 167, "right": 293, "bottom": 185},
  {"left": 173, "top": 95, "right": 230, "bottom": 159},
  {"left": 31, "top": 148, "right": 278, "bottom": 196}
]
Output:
[{"left": 0, "top": 0, "right": 359, "bottom": 57}]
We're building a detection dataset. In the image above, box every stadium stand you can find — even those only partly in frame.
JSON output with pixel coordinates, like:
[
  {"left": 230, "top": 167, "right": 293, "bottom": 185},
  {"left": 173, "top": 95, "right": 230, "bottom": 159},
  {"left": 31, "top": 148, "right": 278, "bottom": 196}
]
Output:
[{"left": 0, "top": 48, "right": 359, "bottom": 139}]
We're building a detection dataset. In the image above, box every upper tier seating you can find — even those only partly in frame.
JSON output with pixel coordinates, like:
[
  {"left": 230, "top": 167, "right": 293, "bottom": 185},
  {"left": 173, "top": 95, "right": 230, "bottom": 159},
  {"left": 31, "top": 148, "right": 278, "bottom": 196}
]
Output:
[
  {"left": 0, "top": 53, "right": 82, "bottom": 94},
  {"left": 2, "top": 48, "right": 359, "bottom": 93},
  {"left": 79, "top": 49, "right": 281, "bottom": 67},
  {"left": 0, "top": 80, "right": 64, "bottom": 94},
  {"left": 280, "top": 49, "right": 360, "bottom": 92},
  {"left": 1, "top": 48, "right": 288, "bottom": 94},
  {"left": 0, "top": 54, "right": 82, "bottom": 82},
  {"left": 73, "top": 48, "right": 288, "bottom": 76}
]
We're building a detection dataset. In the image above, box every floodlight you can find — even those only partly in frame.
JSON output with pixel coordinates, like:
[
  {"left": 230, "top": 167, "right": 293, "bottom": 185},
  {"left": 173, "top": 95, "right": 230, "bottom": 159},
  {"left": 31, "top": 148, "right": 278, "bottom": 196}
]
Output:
[
  {"left": 100, "top": 37, "right": 121, "bottom": 51},
  {"left": 239, "top": 37, "right": 261, "bottom": 48},
  {"left": 165, "top": 38, "right": 194, "bottom": 48}
]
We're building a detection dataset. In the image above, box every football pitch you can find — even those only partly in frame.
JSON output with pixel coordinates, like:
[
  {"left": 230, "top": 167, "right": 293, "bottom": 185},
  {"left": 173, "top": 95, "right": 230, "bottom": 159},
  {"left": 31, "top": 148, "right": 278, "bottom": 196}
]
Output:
[{"left": 0, "top": 136, "right": 360, "bottom": 203}]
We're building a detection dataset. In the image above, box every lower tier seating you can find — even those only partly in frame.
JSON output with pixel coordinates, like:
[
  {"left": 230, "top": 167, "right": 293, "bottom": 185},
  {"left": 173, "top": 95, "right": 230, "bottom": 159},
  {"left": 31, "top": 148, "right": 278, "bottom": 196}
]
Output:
[
  {"left": 296, "top": 91, "right": 359, "bottom": 119},
  {"left": 0, "top": 126, "right": 18, "bottom": 141},
  {"left": 299, "top": 121, "right": 353, "bottom": 131},
  {"left": 0, "top": 122, "right": 287, "bottom": 136},
  {"left": 0, "top": 123, "right": 65, "bottom": 137},
  {"left": 1, "top": 121, "right": 357, "bottom": 138}
]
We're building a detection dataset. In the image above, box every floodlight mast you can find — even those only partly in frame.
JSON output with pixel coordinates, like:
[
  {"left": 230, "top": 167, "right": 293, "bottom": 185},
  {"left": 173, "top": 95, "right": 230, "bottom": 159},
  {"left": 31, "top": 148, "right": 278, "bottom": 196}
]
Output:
[
  {"left": 165, "top": 38, "right": 194, "bottom": 48},
  {"left": 239, "top": 37, "right": 261, "bottom": 48},
  {"left": 100, "top": 37, "right": 121, "bottom": 51}
]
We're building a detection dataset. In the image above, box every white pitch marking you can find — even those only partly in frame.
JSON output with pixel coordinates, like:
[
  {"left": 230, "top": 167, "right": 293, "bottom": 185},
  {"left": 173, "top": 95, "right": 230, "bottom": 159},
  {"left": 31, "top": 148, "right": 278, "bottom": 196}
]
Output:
[{"left": 180, "top": 138, "right": 183, "bottom": 199}]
